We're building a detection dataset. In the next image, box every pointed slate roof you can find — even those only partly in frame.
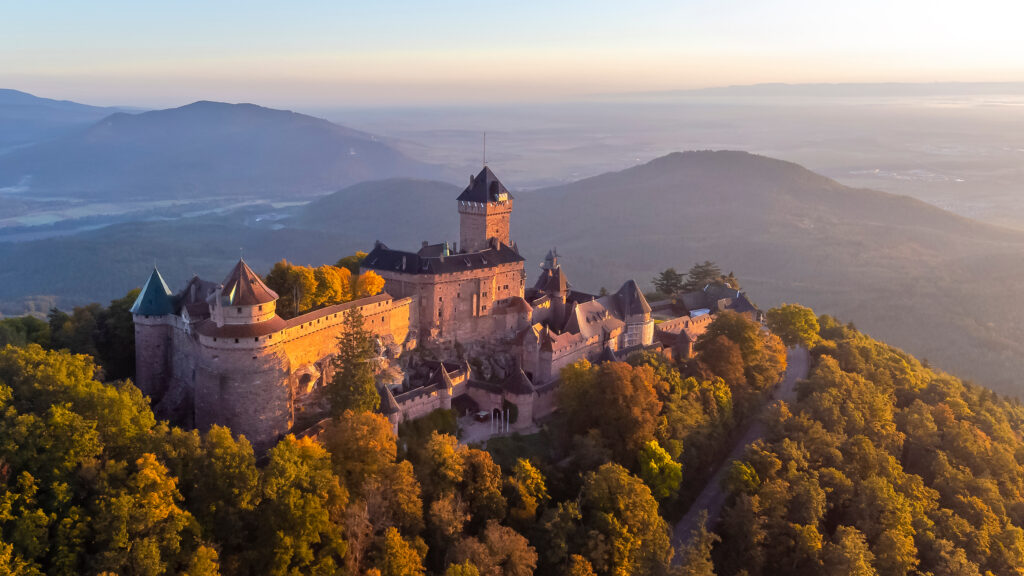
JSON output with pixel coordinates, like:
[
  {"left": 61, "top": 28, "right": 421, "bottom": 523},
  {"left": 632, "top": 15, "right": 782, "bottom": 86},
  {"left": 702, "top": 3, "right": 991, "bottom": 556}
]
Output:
[
  {"left": 615, "top": 279, "right": 652, "bottom": 316},
  {"left": 130, "top": 267, "right": 175, "bottom": 315},
  {"left": 534, "top": 266, "right": 568, "bottom": 295},
  {"left": 457, "top": 166, "right": 511, "bottom": 203},
  {"left": 503, "top": 368, "right": 535, "bottom": 396},
  {"left": 540, "top": 248, "right": 559, "bottom": 270},
  {"left": 220, "top": 259, "right": 278, "bottom": 306}
]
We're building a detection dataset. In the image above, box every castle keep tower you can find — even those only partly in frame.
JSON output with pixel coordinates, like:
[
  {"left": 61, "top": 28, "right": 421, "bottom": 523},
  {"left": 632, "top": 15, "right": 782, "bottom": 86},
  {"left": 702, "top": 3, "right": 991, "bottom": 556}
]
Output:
[{"left": 458, "top": 166, "right": 513, "bottom": 253}]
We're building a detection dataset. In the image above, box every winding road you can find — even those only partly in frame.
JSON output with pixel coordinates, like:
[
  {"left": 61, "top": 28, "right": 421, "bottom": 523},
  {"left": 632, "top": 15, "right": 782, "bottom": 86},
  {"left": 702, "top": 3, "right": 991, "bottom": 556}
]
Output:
[{"left": 671, "top": 346, "right": 810, "bottom": 560}]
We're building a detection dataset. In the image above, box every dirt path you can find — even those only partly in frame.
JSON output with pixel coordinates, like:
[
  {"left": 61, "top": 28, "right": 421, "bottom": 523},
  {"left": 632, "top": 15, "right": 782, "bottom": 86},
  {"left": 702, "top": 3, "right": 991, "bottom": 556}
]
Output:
[{"left": 670, "top": 346, "right": 810, "bottom": 560}]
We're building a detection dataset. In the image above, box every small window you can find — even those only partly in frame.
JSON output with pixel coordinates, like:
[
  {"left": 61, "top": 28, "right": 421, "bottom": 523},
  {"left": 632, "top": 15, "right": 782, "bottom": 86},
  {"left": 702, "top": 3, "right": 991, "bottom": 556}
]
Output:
[
  {"left": 233, "top": 338, "right": 239, "bottom": 343},
  {"left": 254, "top": 337, "right": 259, "bottom": 342},
  {"left": 237, "top": 307, "right": 242, "bottom": 313},
  {"left": 213, "top": 337, "right": 217, "bottom": 342},
  {"left": 259, "top": 305, "right": 263, "bottom": 311}
]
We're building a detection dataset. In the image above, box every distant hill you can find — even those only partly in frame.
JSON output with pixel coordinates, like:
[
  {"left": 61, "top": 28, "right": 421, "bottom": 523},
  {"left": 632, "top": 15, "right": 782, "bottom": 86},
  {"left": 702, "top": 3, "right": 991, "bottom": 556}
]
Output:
[
  {"left": 513, "top": 151, "right": 1024, "bottom": 393},
  {"left": 0, "top": 89, "right": 123, "bottom": 154},
  {"left": 3, "top": 151, "right": 1024, "bottom": 394},
  {"left": 290, "top": 178, "right": 461, "bottom": 244},
  {"left": 0, "top": 100, "right": 449, "bottom": 199}
]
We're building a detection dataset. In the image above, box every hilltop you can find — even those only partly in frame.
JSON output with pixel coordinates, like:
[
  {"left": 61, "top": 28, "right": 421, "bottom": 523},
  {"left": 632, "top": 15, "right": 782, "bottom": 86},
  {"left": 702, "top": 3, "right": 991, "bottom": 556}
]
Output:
[
  {"left": 516, "top": 151, "right": 1024, "bottom": 392},
  {"left": 3, "top": 151, "right": 1024, "bottom": 394},
  {"left": 0, "top": 100, "right": 448, "bottom": 200},
  {"left": 0, "top": 89, "right": 123, "bottom": 153}
]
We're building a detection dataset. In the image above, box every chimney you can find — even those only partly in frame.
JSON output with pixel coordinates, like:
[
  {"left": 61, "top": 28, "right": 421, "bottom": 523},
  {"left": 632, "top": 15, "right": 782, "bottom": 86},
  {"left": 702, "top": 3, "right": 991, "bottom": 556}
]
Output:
[{"left": 422, "top": 240, "right": 429, "bottom": 248}]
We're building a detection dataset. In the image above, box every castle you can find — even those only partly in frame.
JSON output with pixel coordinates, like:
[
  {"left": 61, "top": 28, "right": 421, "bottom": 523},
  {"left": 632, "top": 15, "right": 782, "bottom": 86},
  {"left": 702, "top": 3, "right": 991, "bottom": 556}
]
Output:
[{"left": 133, "top": 166, "right": 747, "bottom": 449}]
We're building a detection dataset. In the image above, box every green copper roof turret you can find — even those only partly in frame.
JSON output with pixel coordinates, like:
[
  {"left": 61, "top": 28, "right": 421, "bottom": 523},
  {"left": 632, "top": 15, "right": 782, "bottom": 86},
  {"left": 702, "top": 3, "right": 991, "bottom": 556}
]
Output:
[{"left": 130, "top": 267, "right": 175, "bottom": 315}]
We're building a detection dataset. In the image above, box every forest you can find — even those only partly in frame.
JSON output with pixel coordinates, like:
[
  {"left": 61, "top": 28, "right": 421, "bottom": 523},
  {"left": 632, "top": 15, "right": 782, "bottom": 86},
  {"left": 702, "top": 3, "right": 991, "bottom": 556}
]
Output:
[{"left": 2, "top": 294, "right": 1023, "bottom": 575}]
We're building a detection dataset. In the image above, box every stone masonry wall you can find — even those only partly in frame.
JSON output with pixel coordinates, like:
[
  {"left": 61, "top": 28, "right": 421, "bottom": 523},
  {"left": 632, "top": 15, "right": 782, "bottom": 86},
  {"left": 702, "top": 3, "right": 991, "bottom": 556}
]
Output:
[
  {"left": 458, "top": 200, "right": 513, "bottom": 252},
  {"left": 375, "top": 263, "right": 525, "bottom": 343},
  {"left": 133, "top": 316, "right": 171, "bottom": 401}
]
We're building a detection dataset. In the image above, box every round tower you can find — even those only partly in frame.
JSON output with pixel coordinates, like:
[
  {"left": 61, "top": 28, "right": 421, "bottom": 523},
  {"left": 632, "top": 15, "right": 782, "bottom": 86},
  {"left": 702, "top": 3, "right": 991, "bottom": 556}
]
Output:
[
  {"left": 131, "top": 267, "right": 176, "bottom": 402},
  {"left": 193, "top": 259, "right": 290, "bottom": 452}
]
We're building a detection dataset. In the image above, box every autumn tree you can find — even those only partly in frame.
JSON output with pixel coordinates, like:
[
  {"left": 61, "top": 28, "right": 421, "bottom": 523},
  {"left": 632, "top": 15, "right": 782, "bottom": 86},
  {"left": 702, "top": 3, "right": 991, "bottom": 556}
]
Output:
[
  {"left": 696, "top": 311, "right": 786, "bottom": 391},
  {"left": 153, "top": 425, "right": 259, "bottom": 572},
  {"left": 676, "top": 513, "right": 719, "bottom": 576},
  {"left": 454, "top": 521, "right": 537, "bottom": 576},
  {"left": 90, "top": 453, "right": 211, "bottom": 576},
  {"left": 578, "top": 463, "right": 672, "bottom": 575},
  {"left": 566, "top": 555, "right": 597, "bottom": 576},
  {"left": 337, "top": 251, "right": 369, "bottom": 275},
  {"left": 355, "top": 270, "right": 386, "bottom": 299},
  {"left": 506, "top": 459, "right": 549, "bottom": 526},
  {"left": 313, "top": 265, "right": 352, "bottom": 308},
  {"left": 766, "top": 303, "right": 820, "bottom": 348},
  {"left": 328, "top": 309, "right": 380, "bottom": 415},
  {"left": 821, "top": 526, "right": 878, "bottom": 576},
  {"left": 320, "top": 410, "right": 397, "bottom": 490},
  {"left": 557, "top": 361, "right": 662, "bottom": 464},
  {"left": 637, "top": 439, "right": 682, "bottom": 500},
  {"left": 446, "top": 560, "right": 482, "bottom": 576},
  {"left": 255, "top": 436, "right": 348, "bottom": 576},
  {"left": 696, "top": 335, "right": 746, "bottom": 387},
  {"left": 376, "top": 527, "right": 426, "bottom": 576},
  {"left": 264, "top": 260, "right": 317, "bottom": 318}
]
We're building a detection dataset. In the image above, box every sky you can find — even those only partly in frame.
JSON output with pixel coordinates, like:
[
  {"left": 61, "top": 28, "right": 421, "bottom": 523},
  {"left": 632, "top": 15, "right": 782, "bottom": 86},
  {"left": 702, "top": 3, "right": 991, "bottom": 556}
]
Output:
[{"left": 4, "top": 0, "right": 1024, "bottom": 108}]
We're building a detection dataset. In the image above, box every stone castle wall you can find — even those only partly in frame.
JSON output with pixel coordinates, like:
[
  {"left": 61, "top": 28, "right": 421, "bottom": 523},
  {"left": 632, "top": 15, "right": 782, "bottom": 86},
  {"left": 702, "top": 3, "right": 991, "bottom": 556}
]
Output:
[
  {"left": 375, "top": 263, "right": 525, "bottom": 343},
  {"left": 136, "top": 293, "right": 412, "bottom": 451}
]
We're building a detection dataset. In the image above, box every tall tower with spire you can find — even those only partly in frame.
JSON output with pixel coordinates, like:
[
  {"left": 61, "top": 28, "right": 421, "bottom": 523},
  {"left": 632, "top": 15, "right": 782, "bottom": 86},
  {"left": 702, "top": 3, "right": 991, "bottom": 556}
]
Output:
[{"left": 457, "top": 166, "right": 514, "bottom": 253}]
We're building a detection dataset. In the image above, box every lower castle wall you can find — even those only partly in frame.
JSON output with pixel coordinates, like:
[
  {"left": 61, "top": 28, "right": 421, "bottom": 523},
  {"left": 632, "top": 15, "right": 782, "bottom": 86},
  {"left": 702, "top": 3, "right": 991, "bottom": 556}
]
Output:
[
  {"left": 194, "top": 344, "right": 292, "bottom": 453},
  {"left": 395, "top": 389, "right": 451, "bottom": 422},
  {"left": 533, "top": 387, "right": 558, "bottom": 420},
  {"left": 466, "top": 387, "right": 503, "bottom": 414}
]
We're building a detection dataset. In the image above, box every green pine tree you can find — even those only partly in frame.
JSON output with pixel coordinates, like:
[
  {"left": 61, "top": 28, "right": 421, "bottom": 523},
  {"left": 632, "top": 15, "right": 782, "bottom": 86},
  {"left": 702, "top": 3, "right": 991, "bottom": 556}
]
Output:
[{"left": 328, "top": 309, "right": 380, "bottom": 415}]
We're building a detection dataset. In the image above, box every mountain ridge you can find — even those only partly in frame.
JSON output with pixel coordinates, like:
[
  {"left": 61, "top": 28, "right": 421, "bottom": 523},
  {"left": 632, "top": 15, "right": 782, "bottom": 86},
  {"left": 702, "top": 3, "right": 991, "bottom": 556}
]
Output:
[{"left": 0, "top": 99, "right": 450, "bottom": 200}]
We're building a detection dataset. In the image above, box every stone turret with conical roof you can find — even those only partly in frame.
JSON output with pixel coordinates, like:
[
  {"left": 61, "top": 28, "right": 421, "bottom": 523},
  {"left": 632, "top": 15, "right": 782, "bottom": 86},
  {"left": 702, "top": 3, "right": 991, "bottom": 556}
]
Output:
[
  {"left": 209, "top": 259, "right": 279, "bottom": 327},
  {"left": 131, "top": 266, "right": 177, "bottom": 402},
  {"left": 131, "top": 267, "right": 175, "bottom": 316},
  {"left": 458, "top": 166, "right": 514, "bottom": 253},
  {"left": 615, "top": 279, "right": 654, "bottom": 348}
]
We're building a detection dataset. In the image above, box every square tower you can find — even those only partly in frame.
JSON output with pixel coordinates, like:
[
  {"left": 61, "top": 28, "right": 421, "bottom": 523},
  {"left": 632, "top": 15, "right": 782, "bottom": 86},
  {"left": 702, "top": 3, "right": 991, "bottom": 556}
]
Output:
[{"left": 458, "top": 166, "right": 513, "bottom": 252}]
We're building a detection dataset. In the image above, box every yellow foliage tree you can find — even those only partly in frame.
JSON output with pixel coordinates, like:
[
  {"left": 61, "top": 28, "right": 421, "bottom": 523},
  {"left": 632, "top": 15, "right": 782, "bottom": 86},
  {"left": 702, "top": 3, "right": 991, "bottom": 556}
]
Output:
[
  {"left": 313, "top": 266, "right": 352, "bottom": 308},
  {"left": 354, "top": 271, "right": 386, "bottom": 300}
]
